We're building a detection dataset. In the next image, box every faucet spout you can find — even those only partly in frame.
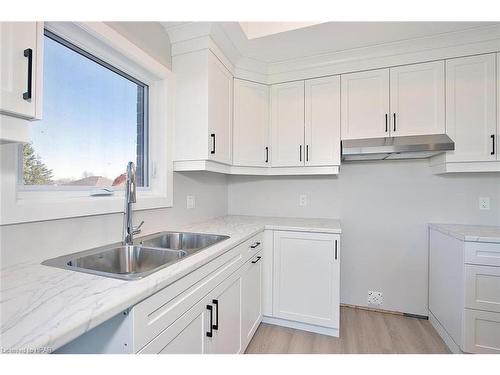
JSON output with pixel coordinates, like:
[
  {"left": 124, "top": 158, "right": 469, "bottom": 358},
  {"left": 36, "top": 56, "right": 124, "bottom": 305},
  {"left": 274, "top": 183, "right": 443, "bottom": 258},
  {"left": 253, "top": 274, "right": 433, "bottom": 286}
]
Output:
[{"left": 123, "top": 162, "right": 142, "bottom": 245}]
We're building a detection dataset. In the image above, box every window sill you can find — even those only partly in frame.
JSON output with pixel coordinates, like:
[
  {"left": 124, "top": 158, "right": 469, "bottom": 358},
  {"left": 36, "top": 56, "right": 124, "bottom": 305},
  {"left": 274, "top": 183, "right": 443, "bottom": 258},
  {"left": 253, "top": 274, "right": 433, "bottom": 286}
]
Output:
[{"left": 1, "top": 191, "right": 172, "bottom": 225}]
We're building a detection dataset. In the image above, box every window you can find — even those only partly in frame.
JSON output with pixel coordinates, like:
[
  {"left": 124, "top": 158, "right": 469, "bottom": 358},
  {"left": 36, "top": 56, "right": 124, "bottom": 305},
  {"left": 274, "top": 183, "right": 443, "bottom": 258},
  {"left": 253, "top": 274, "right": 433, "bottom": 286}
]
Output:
[{"left": 21, "top": 30, "right": 149, "bottom": 190}]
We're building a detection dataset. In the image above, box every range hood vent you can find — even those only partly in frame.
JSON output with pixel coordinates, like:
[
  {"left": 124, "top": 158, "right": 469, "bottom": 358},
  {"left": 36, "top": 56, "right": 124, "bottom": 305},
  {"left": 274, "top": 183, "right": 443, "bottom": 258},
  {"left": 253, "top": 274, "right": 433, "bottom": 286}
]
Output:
[{"left": 341, "top": 134, "right": 454, "bottom": 161}]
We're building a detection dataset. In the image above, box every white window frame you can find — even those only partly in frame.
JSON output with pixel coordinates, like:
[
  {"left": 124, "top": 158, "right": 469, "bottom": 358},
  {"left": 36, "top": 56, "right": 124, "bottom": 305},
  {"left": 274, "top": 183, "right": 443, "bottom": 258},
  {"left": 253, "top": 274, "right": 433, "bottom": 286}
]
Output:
[{"left": 0, "top": 22, "right": 174, "bottom": 225}]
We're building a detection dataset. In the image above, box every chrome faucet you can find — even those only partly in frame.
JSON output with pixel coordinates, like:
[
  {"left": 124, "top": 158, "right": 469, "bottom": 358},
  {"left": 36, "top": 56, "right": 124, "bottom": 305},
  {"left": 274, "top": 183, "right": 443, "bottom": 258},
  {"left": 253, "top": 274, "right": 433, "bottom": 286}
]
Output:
[{"left": 123, "top": 161, "right": 144, "bottom": 246}]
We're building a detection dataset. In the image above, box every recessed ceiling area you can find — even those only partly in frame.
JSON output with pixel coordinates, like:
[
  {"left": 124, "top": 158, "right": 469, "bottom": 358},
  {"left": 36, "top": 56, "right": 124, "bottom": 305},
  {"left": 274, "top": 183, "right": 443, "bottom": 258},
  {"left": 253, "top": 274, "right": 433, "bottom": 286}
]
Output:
[{"left": 220, "top": 22, "right": 499, "bottom": 63}]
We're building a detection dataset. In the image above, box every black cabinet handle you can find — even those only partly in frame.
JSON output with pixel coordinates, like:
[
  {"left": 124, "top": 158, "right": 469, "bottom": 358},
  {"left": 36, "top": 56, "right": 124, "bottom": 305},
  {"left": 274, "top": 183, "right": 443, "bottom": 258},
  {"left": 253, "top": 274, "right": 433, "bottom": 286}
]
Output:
[
  {"left": 299, "top": 145, "right": 302, "bottom": 162},
  {"left": 210, "top": 134, "right": 216, "bottom": 154},
  {"left": 23, "top": 48, "right": 33, "bottom": 101},
  {"left": 251, "top": 256, "right": 262, "bottom": 264},
  {"left": 335, "top": 240, "right": 338, "bottom": 260},
  {"left": 306, "top": 145, "right": 309, "bottom": 162},
  {"left": 250, "top": 241, "right": 261, "bottom": 249},
  {"left": 385, "top": 114, "right": 388, "bottom": 132},
  {"left": 265, "top": 147, "right": 269, "bottom": 163},
  {"left": 212, "top": 299, "right": 219, "bottom": 330},
  {"left": 491, "top": 134, "right": 496, "bottom": 155},
  {"left": 206, "top": 305, "right": 213, "bottom": 337},
  {"left": 393, "top": 113, "right": 396, "bottom": 132}
]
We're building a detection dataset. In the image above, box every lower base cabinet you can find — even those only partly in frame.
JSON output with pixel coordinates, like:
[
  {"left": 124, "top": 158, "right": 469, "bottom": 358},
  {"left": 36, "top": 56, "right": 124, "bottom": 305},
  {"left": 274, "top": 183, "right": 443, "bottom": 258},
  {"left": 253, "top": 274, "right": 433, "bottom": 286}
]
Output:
[
  {"left": 241, "top": 251, "right": 263, "bottom": 349},
  {"left": 269, "top": 231, "right": 340, "bottom": 336}
]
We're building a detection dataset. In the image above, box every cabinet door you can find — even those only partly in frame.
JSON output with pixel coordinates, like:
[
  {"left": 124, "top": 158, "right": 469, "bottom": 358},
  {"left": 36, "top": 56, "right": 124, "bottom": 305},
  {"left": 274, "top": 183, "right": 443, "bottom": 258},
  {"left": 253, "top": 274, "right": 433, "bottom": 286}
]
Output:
[
  {"left": 233, "top": 79, "right": 270, "bottom": 166},
  {"left": 341, "top": 68, "right": 389, "bottom": 140},
  {"left": 390, "top": 61, "right": 445, "bottom": 136},
  {"left": 0, "top": 22, "right": 41, "bottom": 119},
  {"left": 241, "top": 252, "right": 263, "bottom": 350},
  {"left": 208, "top": 51, "right": 232, "bottom": 165},
  {"left": 273, "top": 231, "right": 340, "bottom": 329},
  {"left": 305, "top": 76, "right": 341, "bottom": 166},
  {"left": 207, "top": 275, "right": 242, "bottom": 354},
  {"left": 270, "top": 81, "right": 305, "bottom": 167},
  {"left": 139, "top": 298, "right": 211, "bottom": 354},
  {"left": 445, "top": 54, "right": 496, "bottom": 162}
]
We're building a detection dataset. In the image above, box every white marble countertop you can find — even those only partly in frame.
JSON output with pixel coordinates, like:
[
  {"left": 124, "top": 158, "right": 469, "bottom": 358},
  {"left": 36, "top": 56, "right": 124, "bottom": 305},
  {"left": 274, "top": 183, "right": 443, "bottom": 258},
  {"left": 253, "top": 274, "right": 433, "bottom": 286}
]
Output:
[
  {"left": 0, "top": 215, "right": 340, "bottom": 353},
  {"left": 429, "top": 223, "right": 500, "bottom": 243}
]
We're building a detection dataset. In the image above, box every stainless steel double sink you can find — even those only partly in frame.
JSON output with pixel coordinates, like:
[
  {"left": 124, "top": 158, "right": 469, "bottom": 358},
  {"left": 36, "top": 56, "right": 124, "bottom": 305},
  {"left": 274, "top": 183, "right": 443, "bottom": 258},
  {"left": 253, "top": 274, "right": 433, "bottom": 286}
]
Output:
[{"left": 42, "top": 232, "right": 230, "bottom": 280}]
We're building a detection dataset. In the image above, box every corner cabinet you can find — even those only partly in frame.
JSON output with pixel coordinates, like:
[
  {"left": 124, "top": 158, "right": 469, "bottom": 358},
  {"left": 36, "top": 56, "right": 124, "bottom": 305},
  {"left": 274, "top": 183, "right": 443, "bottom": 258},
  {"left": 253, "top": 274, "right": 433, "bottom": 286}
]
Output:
[
  {"left": 269, "top": 231, "right": 340, "bottom": 336},
  {"left": 0, "top": 22, "right": 44, "bottom": 143},
  {"left": 173, "top": 49, "right": 232, "bottom": 166},
  {"left": 233, "top": 79, "right": 270, "bottom": 167},
  {"left": 430, "top": 53, "right": 500, "bottom": 173}
]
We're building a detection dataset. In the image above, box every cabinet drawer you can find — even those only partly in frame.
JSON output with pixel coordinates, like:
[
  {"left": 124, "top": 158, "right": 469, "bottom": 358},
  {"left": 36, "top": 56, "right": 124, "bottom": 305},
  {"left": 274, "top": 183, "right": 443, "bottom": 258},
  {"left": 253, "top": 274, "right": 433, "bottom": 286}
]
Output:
[
  {"left": 242, "top": 232, "right": 264, "bottom": 259},
  {"left": 465, "top": 265, "right": 500, "bottom": 313},
  {"left": 464, "top": 309, "right": 500, "bottom": 353},
  {"left": 465, "top": 242, "right": 500, "bottom": 266}
]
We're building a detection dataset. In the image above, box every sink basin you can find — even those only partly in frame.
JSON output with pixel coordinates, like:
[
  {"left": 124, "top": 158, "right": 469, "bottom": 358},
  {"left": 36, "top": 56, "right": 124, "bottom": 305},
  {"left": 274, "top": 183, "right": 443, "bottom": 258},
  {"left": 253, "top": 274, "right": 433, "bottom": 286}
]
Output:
[
  {"left": 43, "top": 245, "right": 187, "bottom": 280},
  {"left": 138, "top": 232, "right": 230, "bottom": 255}
]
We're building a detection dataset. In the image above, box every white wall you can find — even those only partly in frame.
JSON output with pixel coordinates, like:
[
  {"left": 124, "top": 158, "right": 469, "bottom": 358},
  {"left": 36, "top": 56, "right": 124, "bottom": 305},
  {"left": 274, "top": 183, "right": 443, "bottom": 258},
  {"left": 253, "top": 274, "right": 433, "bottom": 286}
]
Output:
[
  {"left": 228, "top": 160, "right": 500, "bottom": 315},
  {"left": 105, "top": 22, "right": 172, "bottom": 69},
  {"left": 0, "top": 171, "right": 227, "bottom": 267}
]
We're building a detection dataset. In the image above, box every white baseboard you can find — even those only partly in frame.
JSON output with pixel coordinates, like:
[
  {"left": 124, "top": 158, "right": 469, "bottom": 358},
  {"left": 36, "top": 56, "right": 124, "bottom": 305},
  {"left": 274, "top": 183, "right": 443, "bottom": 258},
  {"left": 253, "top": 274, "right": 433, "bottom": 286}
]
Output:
[
  {"left": 262, "top": 316, "right": 339, "bottom": 337},
  {"left": 429, "top": 310, "right": 462, "bottom": 354}
]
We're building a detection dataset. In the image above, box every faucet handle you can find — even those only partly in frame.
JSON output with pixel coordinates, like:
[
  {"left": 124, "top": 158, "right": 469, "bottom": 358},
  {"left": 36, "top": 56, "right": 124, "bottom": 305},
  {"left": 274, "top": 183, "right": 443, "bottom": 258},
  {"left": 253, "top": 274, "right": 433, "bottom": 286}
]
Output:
[{"left": 132, "top": 220, "right": 145, "bottom": 235}]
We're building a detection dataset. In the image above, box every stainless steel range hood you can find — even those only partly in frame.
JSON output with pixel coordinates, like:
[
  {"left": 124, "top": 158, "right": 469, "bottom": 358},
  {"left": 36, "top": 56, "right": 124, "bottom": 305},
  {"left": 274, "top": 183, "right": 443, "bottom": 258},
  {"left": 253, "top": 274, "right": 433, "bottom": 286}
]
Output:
[{"left": 341, "top": 134, "right": 454, "bottom": 161}]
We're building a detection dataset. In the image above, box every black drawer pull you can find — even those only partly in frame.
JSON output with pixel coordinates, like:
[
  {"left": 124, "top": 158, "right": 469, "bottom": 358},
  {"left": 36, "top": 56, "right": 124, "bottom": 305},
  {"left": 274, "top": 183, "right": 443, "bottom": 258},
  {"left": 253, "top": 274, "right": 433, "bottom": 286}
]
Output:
[
  {"left": 385, "top": 114, "right": 388, "bottom": 132},
  {"left": 250, "top": 241, "right": 261, "bottom": 249},
  {"left": 251, "top": 256, "right": 262, "bottom": 264},
  {"left": 265, "top": 147, "right": 269, "bottom": 163},
  {"left": 210, "top": 133, "right": 216, "bottom": 154},
  {"left": 206, "top": 305, "right": 213, "bottom": 337},
  {"left": 212, "top": 299, "right": 219, "bottom": 330},
  {"left": 23, "top": 48, "right": 33, "bottom": 101},
  {"left": 335, "top": 240, "right": 338, "bottom": 260},
  {"left": 393, "top": 113, "right": 396, "bottom": 132},
  {"left": 491, "top": 134, "right": 495, "bottom": 155},
  {"left": 299, "top": 145, "right": 302, "bottom": 162}
]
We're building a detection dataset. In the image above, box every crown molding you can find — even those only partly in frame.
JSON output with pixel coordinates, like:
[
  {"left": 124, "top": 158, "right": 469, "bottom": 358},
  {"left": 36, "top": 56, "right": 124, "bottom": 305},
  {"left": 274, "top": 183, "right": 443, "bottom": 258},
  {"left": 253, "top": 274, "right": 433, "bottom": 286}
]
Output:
[{"left": 165, "top": 22, "right": 500, "bottom": 84}]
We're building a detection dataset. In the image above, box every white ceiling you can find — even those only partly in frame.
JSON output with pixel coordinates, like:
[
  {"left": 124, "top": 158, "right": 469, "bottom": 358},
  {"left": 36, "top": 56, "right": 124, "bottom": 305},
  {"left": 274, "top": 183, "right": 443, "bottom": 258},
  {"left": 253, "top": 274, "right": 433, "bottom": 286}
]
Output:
[
  {"left": 219, "top": 22, "right": 499, "bottom": 63},
  {"left": 238, "top": 22, "right": 322, "bottom": 40}
]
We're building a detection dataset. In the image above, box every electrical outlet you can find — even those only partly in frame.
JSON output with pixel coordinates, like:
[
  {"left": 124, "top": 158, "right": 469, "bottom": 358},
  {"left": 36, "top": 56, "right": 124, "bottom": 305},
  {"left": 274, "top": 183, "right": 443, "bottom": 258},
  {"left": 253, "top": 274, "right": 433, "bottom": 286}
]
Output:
[
  {"left": 299, "top": 194, "right": 307, "bottom": 207},
  {"left": 186, "top": 195, "right": 195, "bottom": 209},
  {"left": 367, "top": 291, "right": 383, "bottom": 306},
  {"left": 479, "top": 197, "right": 490, "bottom": 210}
]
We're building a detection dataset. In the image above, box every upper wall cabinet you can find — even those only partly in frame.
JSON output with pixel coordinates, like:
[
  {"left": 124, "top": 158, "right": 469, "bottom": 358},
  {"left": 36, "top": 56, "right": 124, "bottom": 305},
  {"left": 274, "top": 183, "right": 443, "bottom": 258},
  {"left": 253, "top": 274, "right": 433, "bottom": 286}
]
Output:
[
  {"left": 430, "top": 54, "right": 499, "bottom": 173},
  {"left": 233, "top": 79, "right": 270, "bottom": 167},
  {"left": 389, "top": 61, "right": 445, "bottom": 137},
  {"left": 341, "top": 68, "right": 390, "bottom": 140},
  {"left": 0, "top": 22, "right": 43, "bottom": 143},
  {"left": 305, "top": 76, "right": 341, "bottom": 166},
  {"left": 173, "top": 49, "right": 233, "bottom": 165},
  {"left": 270, "top": 81, "right": 305, "bottom": 167},
  {"left": 341, "top": 61, "right": 445, "bottom": 140}
]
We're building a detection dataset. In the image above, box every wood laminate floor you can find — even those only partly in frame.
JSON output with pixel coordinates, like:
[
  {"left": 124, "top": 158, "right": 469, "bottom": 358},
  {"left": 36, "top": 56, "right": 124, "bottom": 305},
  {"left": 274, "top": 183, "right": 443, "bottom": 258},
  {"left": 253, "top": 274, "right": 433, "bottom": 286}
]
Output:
[{"left": 245, "top": 307, "right": 450, "bottom": 354}]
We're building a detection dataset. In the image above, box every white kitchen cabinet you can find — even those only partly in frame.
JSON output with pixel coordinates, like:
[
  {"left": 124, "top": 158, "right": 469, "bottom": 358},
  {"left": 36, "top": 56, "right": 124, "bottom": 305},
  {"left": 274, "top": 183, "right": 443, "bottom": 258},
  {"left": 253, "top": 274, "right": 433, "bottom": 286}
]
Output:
[
  {"left": 208, "top": 52, "right": 233, "bottom": 165},
  {"left": 389, "top": 61, "right": 445, "bottom": 136},
  {"left": 429, "top": 227, "right": 500, "bottom": 354},
  {"left": 305, "top": 76, "right": 341, "bottom": 166},
  {"left": 241, "top": 252, "right": 263, "bottom": 350},
  {"left": 172, "top": 49, "right": 232, "bottom": 165},
  {"left": 206, "top": 273, "right": 242, "bottom": 354},
  {"left": 0, "top": 22, "right": 44, "bottom": 144},
  {"left": 341, "top": 68, "right": 390, "bottom": 140},
  {"left": 272, "top": 231, "right": 340, "bottom": 335},
  {"left": 443, "top": 54, "right": 496, "bottom": 162},
  {"left": 270, "top": 81, "right": 305, "bottom": 167},
  {"left": 233, "top": 79, "right": 270, "bottom": 166}
]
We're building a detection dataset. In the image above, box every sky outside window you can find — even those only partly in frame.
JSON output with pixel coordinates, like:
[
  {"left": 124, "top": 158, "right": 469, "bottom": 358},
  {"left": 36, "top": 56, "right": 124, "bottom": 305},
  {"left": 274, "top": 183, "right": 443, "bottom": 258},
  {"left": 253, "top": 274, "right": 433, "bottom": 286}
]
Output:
[{"left": 24, "top": 32, "right": 147, "bottom": 187}]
